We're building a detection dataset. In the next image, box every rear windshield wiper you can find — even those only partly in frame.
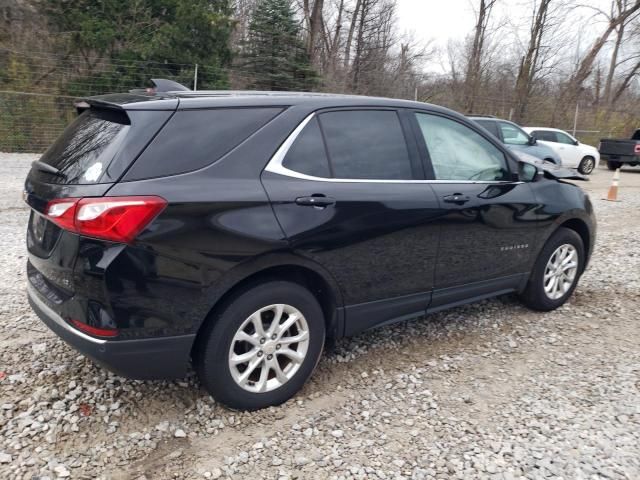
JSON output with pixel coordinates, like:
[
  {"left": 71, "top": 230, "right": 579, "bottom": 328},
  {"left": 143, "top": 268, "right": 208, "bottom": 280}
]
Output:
[{"left": 32, "top": 160, "right": 66, "bottom": 179}]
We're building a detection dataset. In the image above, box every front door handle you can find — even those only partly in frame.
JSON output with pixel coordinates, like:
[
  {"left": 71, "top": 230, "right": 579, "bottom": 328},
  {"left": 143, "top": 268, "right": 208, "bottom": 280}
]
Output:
[
  {"left": 443, "top": 194, "right": 470, "bottom": 205},
  {"left": 295, "top": 195, "right": 336, "bottom": 208}
]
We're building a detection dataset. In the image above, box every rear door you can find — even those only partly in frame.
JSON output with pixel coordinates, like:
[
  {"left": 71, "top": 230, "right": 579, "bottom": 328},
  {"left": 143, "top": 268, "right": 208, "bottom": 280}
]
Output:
[
  {"left": 411, "top": 111, "right": 539, "bottom": 309},
  {"left": 261, "top": 108, "right": 441, "bottom": 335}
]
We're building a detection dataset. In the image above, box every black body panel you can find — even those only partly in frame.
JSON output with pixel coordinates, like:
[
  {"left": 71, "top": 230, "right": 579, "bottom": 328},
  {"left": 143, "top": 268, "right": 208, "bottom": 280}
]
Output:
[{"left": 24, "top": 90, "right": 597, "bottom": 380}]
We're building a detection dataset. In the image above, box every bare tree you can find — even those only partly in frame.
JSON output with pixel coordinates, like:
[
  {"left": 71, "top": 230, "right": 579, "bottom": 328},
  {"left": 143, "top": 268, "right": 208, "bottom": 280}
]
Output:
[
  {"left": 512, "top": 0, "right": 554, "bottom": 122},
  {"left": 303, "top": 0, "right": 325, "bottom": 65},
  {"left": 566, "top": 0, "right": 640, "bottom": 98},
  {"left": 462, "top": 0, "right": 499, "bottom": 113}
]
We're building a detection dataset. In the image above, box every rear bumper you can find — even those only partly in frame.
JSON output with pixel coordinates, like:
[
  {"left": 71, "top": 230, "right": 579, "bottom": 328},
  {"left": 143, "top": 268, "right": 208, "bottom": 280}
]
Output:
[
  {"left": 28, "top": 283, "right": 195, "bottom": 380},
  {"left": 600, "top": 154, "right": 640, "bottom": 164}
]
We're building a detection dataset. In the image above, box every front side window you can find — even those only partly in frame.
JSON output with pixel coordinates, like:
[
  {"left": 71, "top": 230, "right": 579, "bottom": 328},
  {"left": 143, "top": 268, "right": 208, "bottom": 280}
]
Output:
[
  {"left": 499, "top": 122, "right": 530, "bottom": 145},
  {"left": 415, "top": 113, "right": 510, "bottom": 181},
  {"left": 318, "top": 110, "right": 413, "bottom": 180},
  {"left": 554, "top": 131, "right": 576, "bottom": 145}
]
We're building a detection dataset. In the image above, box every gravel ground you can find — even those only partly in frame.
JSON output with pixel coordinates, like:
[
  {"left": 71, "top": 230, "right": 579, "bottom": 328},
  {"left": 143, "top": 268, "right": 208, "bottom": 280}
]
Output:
[{"left": 1, "top": 153, "right": 639, "bottom": 480}]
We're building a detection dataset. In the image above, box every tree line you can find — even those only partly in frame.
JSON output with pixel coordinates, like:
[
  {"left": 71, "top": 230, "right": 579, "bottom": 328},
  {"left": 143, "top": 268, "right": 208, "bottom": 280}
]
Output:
[{"left": 1, "top": 0, "right": 640, "bottom": 151}]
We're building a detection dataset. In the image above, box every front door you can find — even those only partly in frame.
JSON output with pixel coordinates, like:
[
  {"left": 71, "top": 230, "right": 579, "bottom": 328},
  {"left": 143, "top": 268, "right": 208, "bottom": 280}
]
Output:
[
  {"left": 411, "top": 111, "right": 540, "bottom": 309},
  {"left": 262, "top": 109, "right": 441, "bottom": 335},
  {"left": 553, "top": 130, "right": 582, "bottom": 167}
]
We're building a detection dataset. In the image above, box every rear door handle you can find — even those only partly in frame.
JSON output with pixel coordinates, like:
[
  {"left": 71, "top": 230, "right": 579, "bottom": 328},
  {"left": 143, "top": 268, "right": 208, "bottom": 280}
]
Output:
[
  {"left": 295, "top": 196, "right": 336, "bottom": 208},
  {"left": 443, "top": 194, "right": 470, "bottom": 205}
]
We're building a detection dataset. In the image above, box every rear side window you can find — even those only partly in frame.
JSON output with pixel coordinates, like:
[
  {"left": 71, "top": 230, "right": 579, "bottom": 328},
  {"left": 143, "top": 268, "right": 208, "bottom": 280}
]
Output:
[
  {"left": 532, "top": 130, "right": 556, "bottom": 142},
  {"left": 127, "top": 108, "right": 282, "bottom": 180},
  {"left": 318, "top": 110, "right": 413, "bottom": 180},
  {"left": 475, "top": 119, "right": 500, "bottom": 138},
  {"left": 38, "top": 109, "right": 131, "bottom": 184},
  {"left": 282, "top": 118, "right": 331, "bottom": 177}
]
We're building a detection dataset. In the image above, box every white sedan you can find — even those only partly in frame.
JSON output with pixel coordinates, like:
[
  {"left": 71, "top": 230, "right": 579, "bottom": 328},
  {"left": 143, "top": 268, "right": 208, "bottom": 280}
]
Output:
[{"left": 523, "top": 127, "right": 600, "bottom": 174}]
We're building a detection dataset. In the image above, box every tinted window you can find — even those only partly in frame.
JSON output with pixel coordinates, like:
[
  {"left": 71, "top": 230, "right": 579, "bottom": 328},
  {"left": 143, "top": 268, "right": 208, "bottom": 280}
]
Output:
[
  {"left": 282, "top": 118, "right": 331, "bottom": 177},
  {"left": 38, "top": 109, "right": 131, "bottom": 184},
  {"left": 532, "top": 130, "right": 556, "bottom": 142},
  {"left": 128, "top": 108, "right": 282, "bottom": 179},
  {"left": 319, "top": 110, "right": 413, "bottom": 180},
  {"left": 499, "top": 122, "right": 530, "bottom": 145},
  {"left": 474, "top": 119, "right": 500, "bottom": 138},
  {"left": 555, "top": 131, "right": 575, "bottom": 145},
  {"left": 415, "top": 113, "right": 509, "bottom": 181}
]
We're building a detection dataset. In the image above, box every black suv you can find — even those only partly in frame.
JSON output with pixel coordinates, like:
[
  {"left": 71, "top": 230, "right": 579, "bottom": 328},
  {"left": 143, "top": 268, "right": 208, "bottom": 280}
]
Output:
[{"left": 25, "top": 86, "right": 596, "bottom": 410}]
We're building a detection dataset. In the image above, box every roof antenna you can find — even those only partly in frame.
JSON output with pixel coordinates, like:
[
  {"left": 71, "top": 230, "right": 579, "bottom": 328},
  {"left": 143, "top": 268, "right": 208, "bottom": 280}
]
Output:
[{"left": 149, "top": 79, "right": 191, "bottom": 93}]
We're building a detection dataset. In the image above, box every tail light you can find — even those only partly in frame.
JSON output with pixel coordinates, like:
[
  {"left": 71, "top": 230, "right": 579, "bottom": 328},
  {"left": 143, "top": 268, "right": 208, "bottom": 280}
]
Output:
[
  {"left": 70, "top": 319, "right": 119, "bottom": 338},
  {"left": 45, "top": 196, "right": 166, "bottom": 243},
  {"left": 634, "top": 144, "right": 640, "bottom": 154}
]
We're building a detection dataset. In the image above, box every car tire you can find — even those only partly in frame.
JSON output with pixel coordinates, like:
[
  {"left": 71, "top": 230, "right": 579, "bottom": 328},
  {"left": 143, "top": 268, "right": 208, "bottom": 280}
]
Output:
[
  {"left": 194, "top": 280, "right": 325, "bottom": 411},
  {"left": 519, "top": 227, "right": 584, "bottom": 312},
  {"left": 578, "top": 156, "right": 595, "bottom": 175},
  {"left": 607, "top": 161, "right": 621, "bottom": 170}
]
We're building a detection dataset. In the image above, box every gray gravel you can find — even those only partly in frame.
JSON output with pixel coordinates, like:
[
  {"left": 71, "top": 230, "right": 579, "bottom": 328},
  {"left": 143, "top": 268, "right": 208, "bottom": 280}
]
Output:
[{"left": 1, "top": 153, "right": 639, "bottom": 480}]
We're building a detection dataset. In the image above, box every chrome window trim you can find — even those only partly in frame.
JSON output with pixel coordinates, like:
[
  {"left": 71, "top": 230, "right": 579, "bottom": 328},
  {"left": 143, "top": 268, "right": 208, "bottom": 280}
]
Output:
[{"left": 264, "top": 112, "right": 522, "bottom": 185}]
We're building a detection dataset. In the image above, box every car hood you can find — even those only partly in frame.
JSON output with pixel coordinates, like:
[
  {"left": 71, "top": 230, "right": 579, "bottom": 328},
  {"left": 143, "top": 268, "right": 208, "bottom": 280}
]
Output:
[{"left": 514, "top": 151, "right": 588, "bottom": 181}]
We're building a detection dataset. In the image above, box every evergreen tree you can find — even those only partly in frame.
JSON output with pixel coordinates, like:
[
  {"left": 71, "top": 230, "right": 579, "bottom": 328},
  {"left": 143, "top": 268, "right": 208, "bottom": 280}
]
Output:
[
  {"left": 241, "top": 0, "right": 317, "bottom": 91},
  {"left": 46, "top": 0, "right": 234, "bottom": 92}
]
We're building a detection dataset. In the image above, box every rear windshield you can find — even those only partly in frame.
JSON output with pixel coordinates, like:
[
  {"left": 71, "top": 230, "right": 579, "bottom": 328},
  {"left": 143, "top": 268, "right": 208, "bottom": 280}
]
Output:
[{"left": 38, "top": 109, "right": 131, "bottom": 184}]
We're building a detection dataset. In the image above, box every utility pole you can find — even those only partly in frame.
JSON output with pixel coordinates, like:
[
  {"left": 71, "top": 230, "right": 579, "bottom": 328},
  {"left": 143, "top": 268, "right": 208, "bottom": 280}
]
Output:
[{"left": 572, "top": 101, "right": 579, "bottom": 137}]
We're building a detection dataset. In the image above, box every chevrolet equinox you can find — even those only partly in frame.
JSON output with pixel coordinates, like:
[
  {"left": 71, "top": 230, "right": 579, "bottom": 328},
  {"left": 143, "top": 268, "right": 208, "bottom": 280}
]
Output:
[{"left": 25, "top": 85, "right": 596, "bottom": 410}]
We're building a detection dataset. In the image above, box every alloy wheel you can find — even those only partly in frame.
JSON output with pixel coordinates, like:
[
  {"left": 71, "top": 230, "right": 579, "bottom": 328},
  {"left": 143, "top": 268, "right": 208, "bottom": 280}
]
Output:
[
  {"left": 543, "top": 244, "right": 578, "bottom": 300},
  {"left": 582, "top": 158, "right": 594, "bottom": 174},
  {"left": 228, "top": 304, "right": 310, "bottom": 393}
]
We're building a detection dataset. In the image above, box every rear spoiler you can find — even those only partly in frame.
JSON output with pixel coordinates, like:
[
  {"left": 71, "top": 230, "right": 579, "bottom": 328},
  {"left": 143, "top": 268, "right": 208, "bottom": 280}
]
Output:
[{"left": 73, "top": 79, "right": 188, "bottom": 114}]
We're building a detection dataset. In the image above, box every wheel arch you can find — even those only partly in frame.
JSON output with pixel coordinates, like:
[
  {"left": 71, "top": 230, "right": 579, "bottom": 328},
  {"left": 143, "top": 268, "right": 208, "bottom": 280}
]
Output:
[
  {"left": 557, "top": 217, "right": 592, "bottom": 271},
  {"left": 192, "top": 255, "right": 345, "bottom": 358}
]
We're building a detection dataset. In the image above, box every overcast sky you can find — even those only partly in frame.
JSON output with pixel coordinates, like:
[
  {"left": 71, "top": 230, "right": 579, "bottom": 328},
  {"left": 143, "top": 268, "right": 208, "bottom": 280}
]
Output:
[
  {"left": 396, "top": 0, "right": 477, "bottom": 47},
  {"left": 395, "top": 0, "right": 613, "bottom": 73}
]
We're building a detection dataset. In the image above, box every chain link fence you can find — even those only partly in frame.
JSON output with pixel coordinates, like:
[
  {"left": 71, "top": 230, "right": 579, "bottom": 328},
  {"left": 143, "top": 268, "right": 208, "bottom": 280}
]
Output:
[{"left": 0, "top": 47, "right": 634, "bottom": 152}]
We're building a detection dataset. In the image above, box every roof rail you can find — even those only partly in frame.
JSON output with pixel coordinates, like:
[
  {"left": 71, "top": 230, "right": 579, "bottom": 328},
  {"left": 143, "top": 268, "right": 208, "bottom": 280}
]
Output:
[
  {"left": 129, "top": 78, "right": 191, "bottom": 95},
  {"left": 467, "top": 114, "right": 496, "bottom": 118}
]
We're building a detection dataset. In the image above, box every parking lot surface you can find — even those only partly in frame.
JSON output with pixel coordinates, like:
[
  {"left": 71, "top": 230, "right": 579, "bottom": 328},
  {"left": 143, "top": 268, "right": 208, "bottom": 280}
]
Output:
[{"left": 1, "top": 153, "right": 639, "bottom": 479}]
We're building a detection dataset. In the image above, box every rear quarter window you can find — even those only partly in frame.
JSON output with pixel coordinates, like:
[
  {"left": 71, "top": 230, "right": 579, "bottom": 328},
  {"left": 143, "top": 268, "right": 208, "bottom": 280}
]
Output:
[{"left": 125, "top": 107, "right": 283, "bottom": 180}]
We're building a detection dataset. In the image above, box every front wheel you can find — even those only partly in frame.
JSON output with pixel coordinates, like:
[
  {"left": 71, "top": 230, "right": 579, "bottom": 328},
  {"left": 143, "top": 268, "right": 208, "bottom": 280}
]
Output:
[
  {"left": 578, "top": 156, "right": 595, "bottom": 175},
  {"left": 195, "top": 281, "right": 326, "bottom": 411},
  {"left": 519, "top": 227, "right": 584, "bottom": 311}
]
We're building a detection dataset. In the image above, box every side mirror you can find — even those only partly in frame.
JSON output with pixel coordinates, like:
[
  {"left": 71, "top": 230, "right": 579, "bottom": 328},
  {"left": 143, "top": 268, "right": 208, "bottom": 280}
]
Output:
[
  {"left": 518, "top": 161, "right": 540, "bottom": 182},
  {"left": 528, "top": 136, "right": 537, "bottom": 146},
  {"left": 573, "top": 139, "right": 579, "bottom": 146}
]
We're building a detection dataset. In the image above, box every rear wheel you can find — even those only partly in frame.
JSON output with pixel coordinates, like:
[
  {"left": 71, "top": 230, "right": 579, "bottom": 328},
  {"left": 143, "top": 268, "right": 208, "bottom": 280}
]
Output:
[
  {"left": 578, "top": 156, "right": 595, "bottom": 174},
  {"left": 607, "top": 160, "right": 622, "bottom": 170},
  {"left": 519, "top": 227, "right": 584, "bottom": 311},
  {"left": 195, "top": 281, "right": 325, "bottom": 411}
]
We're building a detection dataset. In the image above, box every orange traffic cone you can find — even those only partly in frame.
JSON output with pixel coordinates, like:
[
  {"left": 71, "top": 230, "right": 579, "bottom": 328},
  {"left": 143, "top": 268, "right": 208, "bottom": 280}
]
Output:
[{"left": 604, "top": 168, "right": 621, "bottom": 202}]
